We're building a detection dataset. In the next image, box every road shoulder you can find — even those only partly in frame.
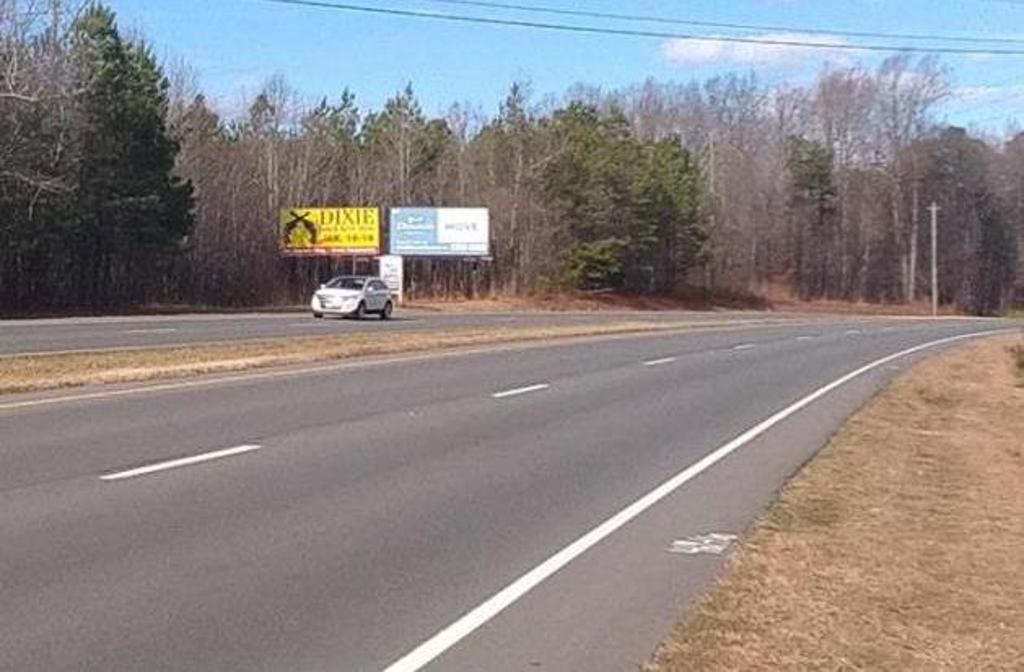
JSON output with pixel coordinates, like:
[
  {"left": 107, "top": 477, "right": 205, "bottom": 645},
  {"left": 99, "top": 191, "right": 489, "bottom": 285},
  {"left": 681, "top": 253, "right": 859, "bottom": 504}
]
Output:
[{"left": 645, "top": 334, "right": 1024, "bottom": 671}]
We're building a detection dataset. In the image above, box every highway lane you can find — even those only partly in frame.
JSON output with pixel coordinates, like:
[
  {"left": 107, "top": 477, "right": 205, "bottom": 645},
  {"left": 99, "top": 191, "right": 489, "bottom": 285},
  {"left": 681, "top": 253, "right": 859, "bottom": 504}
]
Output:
[
  {"left": 0, "top": 309, "right": 784, "bottom": 355},
  {"left": 0, "top": 318, "right": 1015, "bottom": 671}
]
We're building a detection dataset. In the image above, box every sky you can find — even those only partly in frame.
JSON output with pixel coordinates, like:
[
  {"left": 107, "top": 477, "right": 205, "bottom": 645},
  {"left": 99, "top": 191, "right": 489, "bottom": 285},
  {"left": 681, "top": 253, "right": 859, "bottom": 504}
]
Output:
[{"left": 106, "top": 0, "right": 1024, "bottom": 133}]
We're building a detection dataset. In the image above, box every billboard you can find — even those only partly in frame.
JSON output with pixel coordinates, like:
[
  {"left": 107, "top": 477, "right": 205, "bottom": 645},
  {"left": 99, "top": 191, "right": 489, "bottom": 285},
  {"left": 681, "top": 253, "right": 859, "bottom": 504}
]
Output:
[
  {"left": 280, "top": 207, "right": 380, "bottom": 256},
  {"left": 389, "top": 208, "right": 490, "bottom": 257}
]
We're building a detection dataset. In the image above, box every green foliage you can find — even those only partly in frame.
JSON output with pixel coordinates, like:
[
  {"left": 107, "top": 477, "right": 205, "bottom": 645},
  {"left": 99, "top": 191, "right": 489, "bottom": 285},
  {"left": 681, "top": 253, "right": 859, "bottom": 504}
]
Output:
[
  {"left": 0, "top": 3, "right": 192, "bottom": 310},
  {"left": 71, "top": 4, "right": 193, "bottom": 304},
  {"left": 540, "top": 103, "right": 708, "bottom": 292},
  {"left": 786, "top": 136, "right": 839, "bottom": 299},
  {"left": 359, "top": 84, "right": 454, "bottom": 201},
  {"left": 633, "top": 138, "right": 708, "bottom": 291},
  {"left": 787, "top": 136, "right": 837, "bottom": 210},
  {"left": 304, "top": 89, "right": 360, "bottom": 142},
  {"left": 569, "top": 238, "right": 626, "bottom": 288}
]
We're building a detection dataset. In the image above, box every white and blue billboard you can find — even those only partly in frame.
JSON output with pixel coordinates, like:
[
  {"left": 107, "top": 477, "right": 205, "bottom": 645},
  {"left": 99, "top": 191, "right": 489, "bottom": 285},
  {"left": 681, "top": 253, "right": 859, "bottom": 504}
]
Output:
[{"left": 389, "top": 208, "right": 490, "bottom": 257}]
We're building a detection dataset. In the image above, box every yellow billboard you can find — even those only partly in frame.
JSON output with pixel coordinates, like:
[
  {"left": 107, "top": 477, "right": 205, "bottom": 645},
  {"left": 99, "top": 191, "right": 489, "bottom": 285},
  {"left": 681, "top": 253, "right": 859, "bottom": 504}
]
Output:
[{"left": 279, "top": 207, "right": 380, "bottom": 256}]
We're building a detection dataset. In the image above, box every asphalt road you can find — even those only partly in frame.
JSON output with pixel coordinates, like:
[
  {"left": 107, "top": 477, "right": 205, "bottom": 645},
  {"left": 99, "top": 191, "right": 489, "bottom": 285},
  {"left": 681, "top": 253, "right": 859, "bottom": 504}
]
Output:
[
  {"left": 0, "top": 317, "right": 1015, "bottom": 671},
  {"left": 0, "top": 309, "right": 783, "bottom": 355}
]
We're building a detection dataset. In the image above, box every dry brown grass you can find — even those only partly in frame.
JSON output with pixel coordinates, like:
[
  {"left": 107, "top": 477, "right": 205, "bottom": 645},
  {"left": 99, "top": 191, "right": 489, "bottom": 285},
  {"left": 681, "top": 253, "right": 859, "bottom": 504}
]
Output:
[
  {"left": 769, "top": 297, "right": 963, "bottom": 316},
  {"left": 0, "top": 319, "right": 754, "bottom": 395},
  {"left": 646, "top": 335, "right": 1024, "bottom": 672},
  {"left": 407, "top": 288, "right": 962, "bottom": 316},
  {"left": 403, "top": 292, "right": 753, "bottom": 313},
  {"left": 758, "top": 280, "right": 963, "bottom": 316},
  {"left": 1013, "top": 339, "right": 1024, "bottom": 384}
]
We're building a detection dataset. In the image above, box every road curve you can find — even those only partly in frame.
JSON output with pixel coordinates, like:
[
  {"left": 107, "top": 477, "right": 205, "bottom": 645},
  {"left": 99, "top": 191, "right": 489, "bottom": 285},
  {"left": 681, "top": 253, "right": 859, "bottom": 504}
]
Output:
[
  {"left": 0, "top": 309, "right": 785, "bottom": 355},
  {"left": 0, "top": 317, "right": 1016, "bottom": 671}
]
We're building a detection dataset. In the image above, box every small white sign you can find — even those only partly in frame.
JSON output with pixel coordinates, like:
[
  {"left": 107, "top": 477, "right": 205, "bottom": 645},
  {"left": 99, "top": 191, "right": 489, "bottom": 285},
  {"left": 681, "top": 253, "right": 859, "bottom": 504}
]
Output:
[
  {"left": 378, "top": 254, "right": 404, "bottom": 303},
  {"left": 668, "top": 532, "right": 737, "bottom": 555}
]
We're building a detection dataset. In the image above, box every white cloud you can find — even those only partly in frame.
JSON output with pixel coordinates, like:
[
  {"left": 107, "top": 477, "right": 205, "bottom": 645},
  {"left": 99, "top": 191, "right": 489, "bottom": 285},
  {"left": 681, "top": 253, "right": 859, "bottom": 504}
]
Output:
[
  {"left": 940, "top": 84, "right": 1024, "bottom": 129},
  {"left": 661, "top": 32, "right": 852, "bottom": 66},
  {"left": 949, "top": 84, "right": 1024, "bottom": 106}
]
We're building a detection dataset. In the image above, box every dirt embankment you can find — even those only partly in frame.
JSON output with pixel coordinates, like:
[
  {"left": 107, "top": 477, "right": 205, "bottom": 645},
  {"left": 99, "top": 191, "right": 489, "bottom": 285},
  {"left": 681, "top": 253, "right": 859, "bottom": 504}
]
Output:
[{"left": 646, "top": 335, "right": 1024, "bottom": 671}]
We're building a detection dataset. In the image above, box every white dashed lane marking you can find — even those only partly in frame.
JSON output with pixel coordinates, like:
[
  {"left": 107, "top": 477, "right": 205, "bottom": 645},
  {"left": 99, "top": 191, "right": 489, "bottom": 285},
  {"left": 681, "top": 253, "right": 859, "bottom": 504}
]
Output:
[
  {"left": 100, "top": 444, "right": 262, "bottom": 481},
  {"left": 492, "top": 384, "right": 550, "bottom": 399}
]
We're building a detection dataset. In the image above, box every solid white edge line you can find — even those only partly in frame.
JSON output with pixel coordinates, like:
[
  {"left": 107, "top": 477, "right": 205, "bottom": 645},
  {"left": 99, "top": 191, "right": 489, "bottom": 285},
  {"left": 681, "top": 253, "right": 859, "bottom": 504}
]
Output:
[
  {"left": 382, "top": 328, "right": 1013, "bottom": 672},
  {"left": 491, "top": 383, "right": 550, "bottom": 399},
  {"left": 99, "top": 444, "right": 261, "bottom": 481},
  {"left": 643, "top": 357, "right": 677, "bottom": 367}
]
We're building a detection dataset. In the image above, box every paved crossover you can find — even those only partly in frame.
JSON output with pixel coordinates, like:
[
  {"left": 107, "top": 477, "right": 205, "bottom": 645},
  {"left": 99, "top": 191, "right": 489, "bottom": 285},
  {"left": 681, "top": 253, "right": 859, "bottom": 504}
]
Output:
[{"left": 0, "top": 317, "right": 1014, "bottom": 671}]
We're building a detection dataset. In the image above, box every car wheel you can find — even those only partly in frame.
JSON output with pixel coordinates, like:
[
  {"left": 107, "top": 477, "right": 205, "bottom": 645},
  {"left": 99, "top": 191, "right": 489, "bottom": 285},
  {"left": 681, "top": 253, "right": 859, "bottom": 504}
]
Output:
[
  {"left": 353, "top": 301, "right": 366, "bottom": 320},
  {"left": 313, "top": 312, "right": 323, "bottom": 319},
  {"left": 380, "top": 301, "right": 393, "bottom": 320}
]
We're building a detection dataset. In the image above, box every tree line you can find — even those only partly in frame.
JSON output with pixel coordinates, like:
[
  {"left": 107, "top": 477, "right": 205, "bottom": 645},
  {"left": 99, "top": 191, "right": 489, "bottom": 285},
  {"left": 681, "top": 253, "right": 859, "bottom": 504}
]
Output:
[{"left": 2, "top": 2, "right": 1021, "bottom": 314}]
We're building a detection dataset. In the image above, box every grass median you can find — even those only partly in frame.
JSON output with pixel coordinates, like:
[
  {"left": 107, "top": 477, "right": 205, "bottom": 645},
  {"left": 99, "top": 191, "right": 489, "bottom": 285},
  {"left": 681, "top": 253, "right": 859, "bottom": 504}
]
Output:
[
  {"left": 645, "top": 334, "right": 1024, "bottom": 671},
  {"left": 0, "top": 319, "right": 757, "bottom": 395}
]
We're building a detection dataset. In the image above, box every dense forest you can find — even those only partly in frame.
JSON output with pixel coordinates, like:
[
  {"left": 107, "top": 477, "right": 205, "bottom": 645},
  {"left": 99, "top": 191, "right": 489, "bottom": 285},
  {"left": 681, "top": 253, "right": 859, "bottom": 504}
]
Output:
[{"left": 2, "top": 2, "right": 1022, "bottom": 314}]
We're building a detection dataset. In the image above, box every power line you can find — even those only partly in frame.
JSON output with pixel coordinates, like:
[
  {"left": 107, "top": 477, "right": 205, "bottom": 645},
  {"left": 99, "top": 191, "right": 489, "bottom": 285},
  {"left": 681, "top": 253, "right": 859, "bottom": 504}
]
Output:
[
  {"left": 423, "top": 0, "right": 1024, "bottom": 46},
  {"left": 261, "top": 0, "right": 1024, "bottom": 55}
]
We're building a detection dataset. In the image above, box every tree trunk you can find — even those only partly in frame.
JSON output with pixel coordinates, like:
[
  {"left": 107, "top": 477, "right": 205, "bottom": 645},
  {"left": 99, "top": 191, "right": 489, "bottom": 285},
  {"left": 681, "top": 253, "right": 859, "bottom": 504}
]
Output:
[{"left": 908, "top": 179, "right": 919, "bottom": 302}]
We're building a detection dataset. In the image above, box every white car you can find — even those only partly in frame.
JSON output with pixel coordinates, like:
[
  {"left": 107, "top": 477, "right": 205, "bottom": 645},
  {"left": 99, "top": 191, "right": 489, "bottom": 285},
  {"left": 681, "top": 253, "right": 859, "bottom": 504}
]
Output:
[{"left": 311, "top": 275, "right": 394, "bottom": 320}]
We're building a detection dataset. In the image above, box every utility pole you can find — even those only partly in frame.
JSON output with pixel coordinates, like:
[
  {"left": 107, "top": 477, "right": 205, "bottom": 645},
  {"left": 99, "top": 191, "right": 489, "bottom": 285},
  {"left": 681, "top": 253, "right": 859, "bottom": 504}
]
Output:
[{"left": 928, "top": 202, "right": 940, "bottom": 318}]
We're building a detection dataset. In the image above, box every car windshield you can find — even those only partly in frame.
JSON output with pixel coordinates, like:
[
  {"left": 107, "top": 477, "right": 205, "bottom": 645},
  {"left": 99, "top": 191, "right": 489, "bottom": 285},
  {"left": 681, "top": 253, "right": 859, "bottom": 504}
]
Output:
[{"left": 325, "top": 277, "right": 365, "bottom": 290}]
